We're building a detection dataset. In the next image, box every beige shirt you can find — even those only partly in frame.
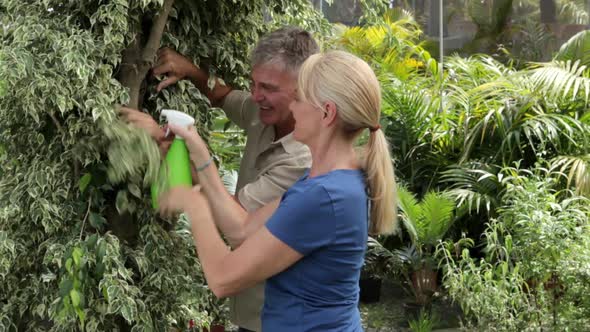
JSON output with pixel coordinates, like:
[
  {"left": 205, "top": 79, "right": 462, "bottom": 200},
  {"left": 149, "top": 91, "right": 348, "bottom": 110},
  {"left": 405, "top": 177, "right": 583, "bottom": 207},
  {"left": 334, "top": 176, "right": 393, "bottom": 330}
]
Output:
[{"left": 222, "top": 90, "right": 311, "bottom": 331}]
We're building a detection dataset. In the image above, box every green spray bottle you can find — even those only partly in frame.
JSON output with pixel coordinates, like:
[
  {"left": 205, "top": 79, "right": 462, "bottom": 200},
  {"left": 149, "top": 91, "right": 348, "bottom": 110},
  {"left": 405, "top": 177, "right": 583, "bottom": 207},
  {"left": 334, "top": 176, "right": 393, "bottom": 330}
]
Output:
[{"left": 151, "top": 109, "right": 195, "bottom": 209}]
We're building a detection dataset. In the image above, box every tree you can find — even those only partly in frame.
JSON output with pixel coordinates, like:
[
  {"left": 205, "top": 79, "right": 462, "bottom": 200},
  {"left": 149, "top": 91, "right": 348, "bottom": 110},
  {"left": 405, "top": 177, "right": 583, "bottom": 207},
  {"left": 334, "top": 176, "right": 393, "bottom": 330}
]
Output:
[{"left": 0, "top": 0, "right": 325, "bottom": 330}]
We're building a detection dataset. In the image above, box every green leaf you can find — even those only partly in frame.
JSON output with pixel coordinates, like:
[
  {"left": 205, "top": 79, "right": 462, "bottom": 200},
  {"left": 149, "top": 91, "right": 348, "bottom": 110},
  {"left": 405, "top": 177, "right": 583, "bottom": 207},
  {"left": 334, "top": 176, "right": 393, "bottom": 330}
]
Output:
[
  {"left": 65, "top": 258, "right": 73, "bottom": 274},
  {"left": 115, "top": 190, "right": 129, "bottom": 214},
  {"left": 128, "top": 183, "right": 141, "bottom": 198},
  {"left": 59, "top": 279, "right": 73, "bottom": 297},
  {"left": 89, "top": 213, "right": 106, "bottom": 229},
  {"left": 76, "top": 307, "right": 86, "bottom": 326},
  {"left": 72, "top": 247, "right": 83, "bottom": 267},
  {"left": 70, "top": 289, "right": 81, "bottom": 308},
  {"left": 78, "top": 173, "right": 92, "bottom": 193}
]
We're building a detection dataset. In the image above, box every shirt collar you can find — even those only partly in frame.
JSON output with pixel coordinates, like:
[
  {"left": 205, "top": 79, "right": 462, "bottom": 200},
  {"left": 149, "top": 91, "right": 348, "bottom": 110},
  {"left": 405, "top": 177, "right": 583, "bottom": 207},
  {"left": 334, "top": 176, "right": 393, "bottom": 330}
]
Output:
[{"left": 271, "top": 133, "right": 306, "bottom": 155}]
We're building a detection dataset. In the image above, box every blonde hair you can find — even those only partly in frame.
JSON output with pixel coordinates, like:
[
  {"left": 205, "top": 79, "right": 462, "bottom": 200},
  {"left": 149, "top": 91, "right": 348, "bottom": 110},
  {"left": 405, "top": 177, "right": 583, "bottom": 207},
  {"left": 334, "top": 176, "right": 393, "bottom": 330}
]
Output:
[{"left": 297, "top": 51, "right": 398, "bottom": 235}]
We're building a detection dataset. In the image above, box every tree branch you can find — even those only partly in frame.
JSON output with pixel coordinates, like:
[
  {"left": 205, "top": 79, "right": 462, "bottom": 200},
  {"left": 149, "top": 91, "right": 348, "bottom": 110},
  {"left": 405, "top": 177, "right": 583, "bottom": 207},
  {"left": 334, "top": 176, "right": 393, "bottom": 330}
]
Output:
[
  {"left": 118, "top": 34, "right": 143, "bottom": 109},
  {"left": 117, "top": 0, "right": 174, "bottom": 109},
  {"left": 80, "top": 195, "right": 92, "bottom": 240},
  {"left": 142, "top": 0, "right": 175, "bottom": 63},
  {"left": 48, "top": 112, "right": 64, "bottom": 134}
]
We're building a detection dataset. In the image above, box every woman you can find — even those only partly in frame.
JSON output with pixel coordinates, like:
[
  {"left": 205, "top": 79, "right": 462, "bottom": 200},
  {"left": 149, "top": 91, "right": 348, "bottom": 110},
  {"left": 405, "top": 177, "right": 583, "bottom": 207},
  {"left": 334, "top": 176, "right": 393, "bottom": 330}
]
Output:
[{"left": 159, "top": 51, "right": 397, "bottom": 331}]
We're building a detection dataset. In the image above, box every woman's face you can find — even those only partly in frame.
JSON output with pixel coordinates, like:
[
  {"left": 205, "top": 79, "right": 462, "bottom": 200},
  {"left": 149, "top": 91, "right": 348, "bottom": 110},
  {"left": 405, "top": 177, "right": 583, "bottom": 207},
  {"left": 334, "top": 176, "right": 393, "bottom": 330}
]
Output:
[{"left": 289, "top": 95, "right": 324, "bottom": 145}]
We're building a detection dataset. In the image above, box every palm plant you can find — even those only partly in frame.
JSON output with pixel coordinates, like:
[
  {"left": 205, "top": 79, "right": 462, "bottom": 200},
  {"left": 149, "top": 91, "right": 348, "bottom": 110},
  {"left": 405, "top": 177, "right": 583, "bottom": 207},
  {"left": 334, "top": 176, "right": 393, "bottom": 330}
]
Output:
[
  {"left": 443, "top": 39, "right": 589, "bottom": 173},
  {"left": 529, "top": 30, "right": 590, "bottom": 196},
  {"left": 330, "top": 8, "right": 437, "bottom": 82},
  {"left": 558, "top": 0, "right": 590, "bottom": 24},
  {"left": 382, "top": 81, "right": 449, "bottom": 194},
  {"left": 396, "top": 186, "right": 456, "bottom": 304},
  {"left": 440, "top": 162, "right": 504, "bottom": 217}
]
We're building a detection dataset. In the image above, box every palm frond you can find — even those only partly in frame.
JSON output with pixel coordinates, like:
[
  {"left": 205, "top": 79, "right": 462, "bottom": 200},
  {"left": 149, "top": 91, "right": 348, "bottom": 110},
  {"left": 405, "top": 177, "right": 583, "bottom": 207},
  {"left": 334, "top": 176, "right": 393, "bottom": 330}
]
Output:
[
  {"left": 420, "top": 192, "right": 455, "bottom": 246},
  {"left": 519, "top": 108, "right": 585, "bottom": 152},
  {"left": 397, "top": 186, "right": 421, "bottom": 244},
  {"left": 440, "top": 163, "right": 502, "bottom": 215},
  {"left": 528, "top": 60, "right": 590, "bottom": 103},
  {"left": 558, "top": 1, "right": 589, "bottom": 25},
  {"left": 397, "top": 186, "right": 457, "bottom": 250},
  {"left": 550, "top": 154, "right": 590, "bottom": 196},
  {"left": 555, "top": 30, "right": 590, "bottom": 66}
]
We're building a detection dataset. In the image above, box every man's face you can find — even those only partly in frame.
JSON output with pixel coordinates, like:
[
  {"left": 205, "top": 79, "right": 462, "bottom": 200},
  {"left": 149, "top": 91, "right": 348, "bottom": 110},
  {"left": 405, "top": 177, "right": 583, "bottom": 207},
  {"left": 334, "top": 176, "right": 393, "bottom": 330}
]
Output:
[{"left": 250, "top": 64, "right": 297, "bottom": 127}]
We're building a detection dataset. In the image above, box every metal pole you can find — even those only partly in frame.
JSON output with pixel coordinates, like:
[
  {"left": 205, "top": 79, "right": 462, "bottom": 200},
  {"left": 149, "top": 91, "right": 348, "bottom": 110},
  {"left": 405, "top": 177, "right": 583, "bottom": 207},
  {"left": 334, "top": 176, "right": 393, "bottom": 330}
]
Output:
[{"left": 439, "top": 0, "right": 444, "bottom": 113}]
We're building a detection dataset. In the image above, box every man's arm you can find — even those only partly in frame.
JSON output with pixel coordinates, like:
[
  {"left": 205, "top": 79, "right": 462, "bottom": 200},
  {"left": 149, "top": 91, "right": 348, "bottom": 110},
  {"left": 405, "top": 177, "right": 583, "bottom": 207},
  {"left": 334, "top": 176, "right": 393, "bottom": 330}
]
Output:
[{"left": 153, "top": 48, "right": 232, "bottom": 107}]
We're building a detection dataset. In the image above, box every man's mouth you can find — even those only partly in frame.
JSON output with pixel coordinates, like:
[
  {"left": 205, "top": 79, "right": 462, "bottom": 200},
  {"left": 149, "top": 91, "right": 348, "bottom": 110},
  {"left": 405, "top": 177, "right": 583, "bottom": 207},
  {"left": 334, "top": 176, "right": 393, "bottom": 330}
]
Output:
[{"left": 260, "top": 106, "right": 272, "bottom": 112}]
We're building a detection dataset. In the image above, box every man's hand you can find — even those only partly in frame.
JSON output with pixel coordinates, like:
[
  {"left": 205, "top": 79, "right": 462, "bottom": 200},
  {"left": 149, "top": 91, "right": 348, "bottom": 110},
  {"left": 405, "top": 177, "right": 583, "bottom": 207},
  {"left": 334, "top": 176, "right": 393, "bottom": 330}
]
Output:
[
  {"left": 153, "top": 48, "right": 199, "bottom": 92},
  {"left": 119, "top": 107, "right": 166, "bottom": 142}
]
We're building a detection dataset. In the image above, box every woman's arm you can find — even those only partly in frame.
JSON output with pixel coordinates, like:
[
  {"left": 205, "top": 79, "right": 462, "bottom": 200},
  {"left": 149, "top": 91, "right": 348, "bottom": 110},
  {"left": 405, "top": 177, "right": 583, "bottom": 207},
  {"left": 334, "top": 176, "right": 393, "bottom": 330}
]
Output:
[
  {"left": 195, "top": 159, "right": 281, "bottom": 247},
  {"left": 159, "top": 188, "right": 300, "bottom": 298},
  {"left": 166, "top": 124, "right": 281, "bottom": 247}
]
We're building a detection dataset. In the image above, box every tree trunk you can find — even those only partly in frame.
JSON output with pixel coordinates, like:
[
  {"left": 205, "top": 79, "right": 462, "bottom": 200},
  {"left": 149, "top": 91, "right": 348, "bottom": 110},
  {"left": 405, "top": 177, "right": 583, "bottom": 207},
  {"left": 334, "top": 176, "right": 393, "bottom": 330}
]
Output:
[
  {"left": 111, "top": 0, "right": 175, "bottom": 241},
  {"left": 540, "top": 0, "right": 557, "bottom": 24}
]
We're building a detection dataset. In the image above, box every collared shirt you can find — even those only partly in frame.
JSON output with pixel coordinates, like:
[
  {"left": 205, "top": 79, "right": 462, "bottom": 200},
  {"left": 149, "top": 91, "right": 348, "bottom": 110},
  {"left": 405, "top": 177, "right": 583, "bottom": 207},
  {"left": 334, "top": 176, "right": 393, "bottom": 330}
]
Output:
[{"left": 222, "top": 90, "right": 311, "bottom": 331}]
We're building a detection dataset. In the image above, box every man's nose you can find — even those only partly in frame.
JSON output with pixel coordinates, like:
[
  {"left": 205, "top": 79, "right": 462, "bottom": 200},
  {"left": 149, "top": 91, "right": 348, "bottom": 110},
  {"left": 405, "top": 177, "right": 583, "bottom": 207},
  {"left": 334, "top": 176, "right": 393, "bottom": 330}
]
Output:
[
  {"left": 250, "top": 86, "right": 264, "bottom": 102},
  {"left": 252, "top": 88, "right": 264, "bottom": 102}
]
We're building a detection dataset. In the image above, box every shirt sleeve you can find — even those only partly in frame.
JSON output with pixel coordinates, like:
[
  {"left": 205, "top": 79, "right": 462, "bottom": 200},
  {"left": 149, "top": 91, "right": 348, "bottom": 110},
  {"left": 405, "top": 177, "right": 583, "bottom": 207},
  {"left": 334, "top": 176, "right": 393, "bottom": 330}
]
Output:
[
  {"left": 265, "top": 184, "right": 336, "bottom": 256},
  {"left": 237, "top": 158, "right": 309, "bottom": 212},
  {"left": 221, "top": 90, "right": 258, "bottom": 132}
]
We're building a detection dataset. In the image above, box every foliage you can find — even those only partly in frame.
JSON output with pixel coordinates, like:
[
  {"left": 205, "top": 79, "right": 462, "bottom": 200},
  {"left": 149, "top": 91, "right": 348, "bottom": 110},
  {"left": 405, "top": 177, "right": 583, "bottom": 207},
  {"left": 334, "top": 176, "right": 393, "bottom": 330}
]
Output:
[
  {"left": 363, "top": 236, "right": 403, "bottom": 280},
  {"left": 439, "top": 168, "right": 590, "bottom": 330},
  {"left": 397, "top": 187, "right": 456, "bottom": 257},
  {"left": 408, "top": 309, "right": 439, "bottom": 332},
  {"left": 330, "top": 8, "right": 437, "bottom": 82},
  {"left": 0, "top": 0, "right": 325, "bottom": 330},
  {"left": 555, "top": 29, "right": 590, "bottom": 67},
  {"left": 339, "top": 15, "right": 590, "bottom": 330}
]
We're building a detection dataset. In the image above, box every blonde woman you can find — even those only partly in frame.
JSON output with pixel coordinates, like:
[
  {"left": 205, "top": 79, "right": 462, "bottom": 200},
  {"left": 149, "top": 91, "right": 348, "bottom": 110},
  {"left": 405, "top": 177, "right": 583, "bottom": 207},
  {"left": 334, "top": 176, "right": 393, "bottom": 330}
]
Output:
[{"left": 159, "top": 51, "right": 397, "bottom": 331}]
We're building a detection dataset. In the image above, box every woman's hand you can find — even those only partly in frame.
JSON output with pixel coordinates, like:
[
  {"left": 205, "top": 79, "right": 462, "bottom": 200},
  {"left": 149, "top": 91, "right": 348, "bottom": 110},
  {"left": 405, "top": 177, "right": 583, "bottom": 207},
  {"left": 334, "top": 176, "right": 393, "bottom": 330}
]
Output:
[
  {"left": 167, "top": 123, "right": 211, "bottom": 166},
  {"left": 158, "top": 185, "right": 209, "bottom": 218},
  {"left": 119, "top": 107, "right": 165, "bottom": 141}
]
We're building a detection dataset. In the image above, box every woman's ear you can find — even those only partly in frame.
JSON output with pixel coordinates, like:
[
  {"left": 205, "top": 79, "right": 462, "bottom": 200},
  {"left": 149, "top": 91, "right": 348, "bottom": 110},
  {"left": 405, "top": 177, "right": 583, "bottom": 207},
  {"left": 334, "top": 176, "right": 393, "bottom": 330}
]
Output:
[{"left": 322, "top": 101, "right": 338, "bottom": 126}]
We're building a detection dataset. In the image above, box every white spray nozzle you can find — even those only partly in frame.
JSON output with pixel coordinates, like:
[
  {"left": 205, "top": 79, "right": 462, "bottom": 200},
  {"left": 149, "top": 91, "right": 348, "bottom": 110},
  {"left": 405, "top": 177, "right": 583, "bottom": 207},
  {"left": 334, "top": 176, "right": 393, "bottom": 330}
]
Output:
[{"left": 161, "top": 109, "right": 195, "bottom": 140}]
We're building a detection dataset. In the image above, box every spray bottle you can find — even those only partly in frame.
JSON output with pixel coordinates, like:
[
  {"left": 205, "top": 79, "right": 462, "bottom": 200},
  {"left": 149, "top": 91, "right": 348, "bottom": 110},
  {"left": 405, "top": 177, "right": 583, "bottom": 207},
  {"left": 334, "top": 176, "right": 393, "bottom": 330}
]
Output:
[{"left": 151, "top": 109, "right": 195, "bottom": 209}]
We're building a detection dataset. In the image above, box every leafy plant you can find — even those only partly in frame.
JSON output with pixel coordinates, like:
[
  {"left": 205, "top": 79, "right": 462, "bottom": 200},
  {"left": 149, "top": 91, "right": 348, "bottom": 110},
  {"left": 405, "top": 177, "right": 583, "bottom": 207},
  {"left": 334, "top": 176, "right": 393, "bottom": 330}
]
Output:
[
  {"left": 0, "top": 0, "right": 326, "bottom": 330},
  {"left": 408, "top": 309, "right": 439, "bottom": 332},
  {"left": 439, "top": 168, "right": 590, "bottom": 330}
]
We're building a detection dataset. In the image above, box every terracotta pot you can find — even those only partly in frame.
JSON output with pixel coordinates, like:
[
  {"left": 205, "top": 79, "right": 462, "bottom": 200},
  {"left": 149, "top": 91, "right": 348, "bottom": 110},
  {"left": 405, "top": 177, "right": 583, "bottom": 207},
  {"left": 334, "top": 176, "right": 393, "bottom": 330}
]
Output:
[
  {"left": 202, "top": 324, "right": 225, "bottom": 332},
  {"left": 411, "top": 267, "right": 437, "bottom": 304}
]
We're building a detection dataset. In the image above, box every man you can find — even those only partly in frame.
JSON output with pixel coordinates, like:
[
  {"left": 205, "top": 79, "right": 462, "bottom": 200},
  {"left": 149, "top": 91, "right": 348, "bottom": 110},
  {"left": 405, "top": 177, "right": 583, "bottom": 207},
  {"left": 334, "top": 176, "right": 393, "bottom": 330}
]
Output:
[{"left": 120, "top": 27, "right": 318, "bottom": 332}]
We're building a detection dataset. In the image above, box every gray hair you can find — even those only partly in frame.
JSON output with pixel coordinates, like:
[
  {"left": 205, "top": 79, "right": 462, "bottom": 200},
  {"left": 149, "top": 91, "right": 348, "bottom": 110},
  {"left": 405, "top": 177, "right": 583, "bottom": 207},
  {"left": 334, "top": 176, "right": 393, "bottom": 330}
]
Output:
[{"left": 251, "top": 27, "right": 320, "bottom": 73}]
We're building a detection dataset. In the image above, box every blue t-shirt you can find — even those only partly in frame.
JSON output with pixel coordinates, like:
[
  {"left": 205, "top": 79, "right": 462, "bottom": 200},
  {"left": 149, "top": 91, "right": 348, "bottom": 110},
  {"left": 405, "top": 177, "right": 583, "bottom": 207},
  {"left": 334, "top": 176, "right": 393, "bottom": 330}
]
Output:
[{"left": 263, "top": 169, "right": 368, "bottom": 332}]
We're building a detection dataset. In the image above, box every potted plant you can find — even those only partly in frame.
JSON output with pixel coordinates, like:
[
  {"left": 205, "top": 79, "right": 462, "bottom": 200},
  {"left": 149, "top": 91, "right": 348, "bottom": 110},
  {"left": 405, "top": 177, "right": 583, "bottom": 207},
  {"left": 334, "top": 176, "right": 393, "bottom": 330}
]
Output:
[{"left": 395, "top": 187, "right": 457, "bottom": 307}]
